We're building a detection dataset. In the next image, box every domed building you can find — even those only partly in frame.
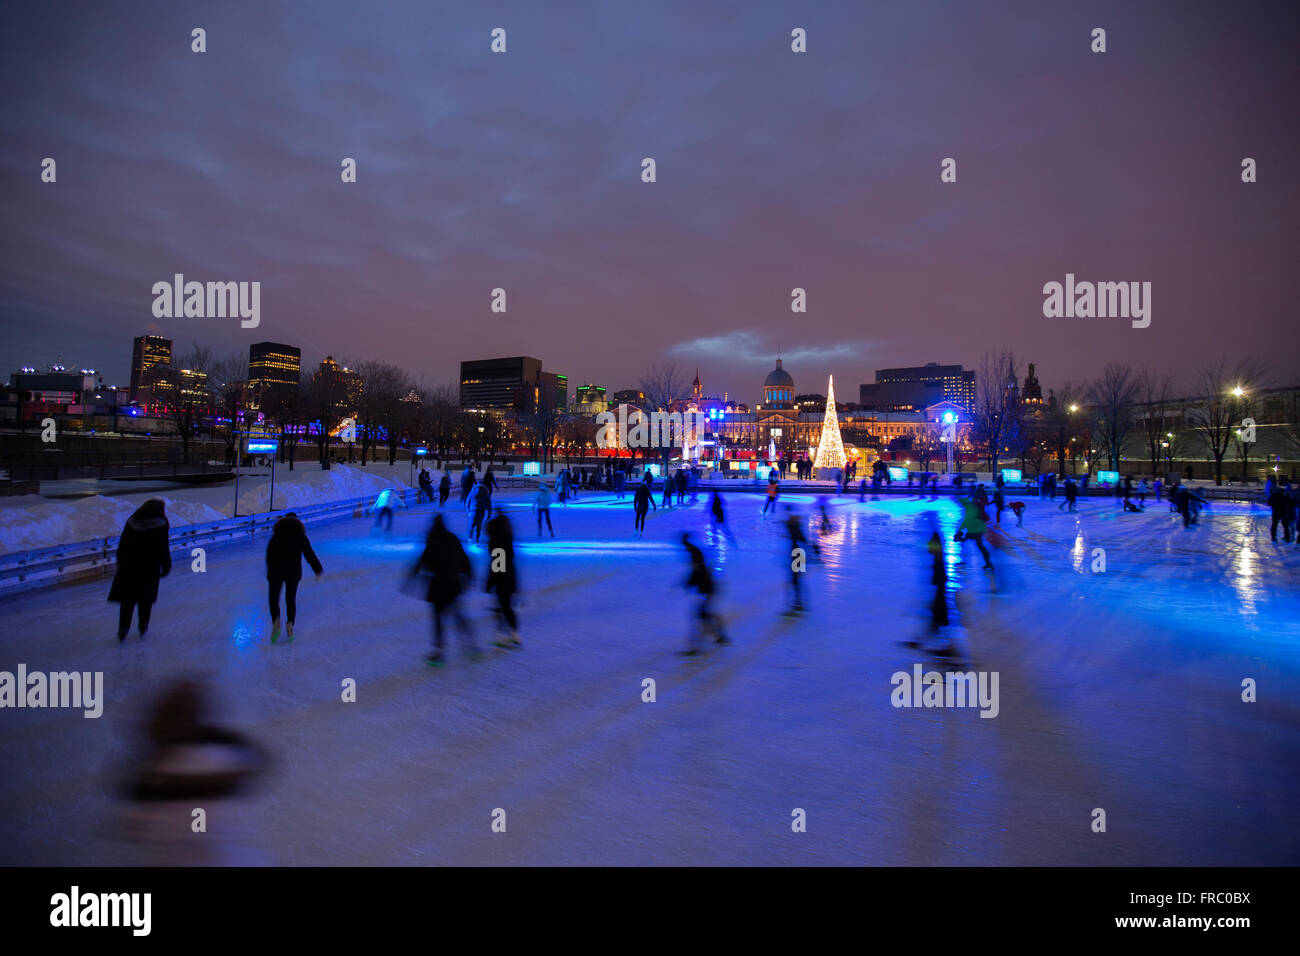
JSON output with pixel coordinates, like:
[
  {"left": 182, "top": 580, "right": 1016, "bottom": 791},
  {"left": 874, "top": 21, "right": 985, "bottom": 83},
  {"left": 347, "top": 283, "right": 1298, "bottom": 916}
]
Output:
[{"left": 762, "top": 358, "right": 795, "bottom": 409}]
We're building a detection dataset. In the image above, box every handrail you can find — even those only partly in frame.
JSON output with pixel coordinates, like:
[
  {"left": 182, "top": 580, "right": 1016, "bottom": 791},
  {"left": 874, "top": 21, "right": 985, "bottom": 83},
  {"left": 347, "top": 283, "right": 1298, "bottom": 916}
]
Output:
[{"left": 0, "top": 487, "right": 421, "bottom": 597}]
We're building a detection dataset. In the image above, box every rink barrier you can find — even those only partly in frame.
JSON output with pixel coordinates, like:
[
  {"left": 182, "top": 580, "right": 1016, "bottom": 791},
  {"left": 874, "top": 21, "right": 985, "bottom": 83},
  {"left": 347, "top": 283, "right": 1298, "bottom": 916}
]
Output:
[{"left": 0, "top": 488, "right": 424, "bottom": 598}]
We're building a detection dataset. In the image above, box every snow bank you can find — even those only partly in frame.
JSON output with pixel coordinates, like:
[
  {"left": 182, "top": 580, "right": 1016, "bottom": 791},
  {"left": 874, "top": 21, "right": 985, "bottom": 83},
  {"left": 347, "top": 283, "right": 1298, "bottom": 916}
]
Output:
[
  {"left": 0, "top": 494, "right": 227, "bottom": 555},
  {"left": 0, "top": 465, "right": 415, "bottom": 555}
]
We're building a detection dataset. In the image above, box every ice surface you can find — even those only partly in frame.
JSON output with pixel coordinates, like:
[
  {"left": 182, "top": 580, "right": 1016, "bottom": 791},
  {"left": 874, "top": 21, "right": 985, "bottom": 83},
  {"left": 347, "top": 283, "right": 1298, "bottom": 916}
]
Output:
[{"left": 1, "top": 487, "right": 1297, "bottom": 865}]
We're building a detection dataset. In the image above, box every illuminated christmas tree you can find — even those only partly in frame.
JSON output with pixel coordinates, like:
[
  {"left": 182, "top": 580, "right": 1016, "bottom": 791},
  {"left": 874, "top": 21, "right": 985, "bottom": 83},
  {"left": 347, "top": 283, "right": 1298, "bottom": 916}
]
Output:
[{"left": 812, "top": 375, "right": 846, "bottom": 471}]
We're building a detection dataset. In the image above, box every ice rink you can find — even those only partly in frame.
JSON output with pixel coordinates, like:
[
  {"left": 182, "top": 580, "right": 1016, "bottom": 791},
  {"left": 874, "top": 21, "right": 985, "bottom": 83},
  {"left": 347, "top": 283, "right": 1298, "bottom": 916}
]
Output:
[{"left": 2, "top": 485, "right": 1297, "bottom": 865}]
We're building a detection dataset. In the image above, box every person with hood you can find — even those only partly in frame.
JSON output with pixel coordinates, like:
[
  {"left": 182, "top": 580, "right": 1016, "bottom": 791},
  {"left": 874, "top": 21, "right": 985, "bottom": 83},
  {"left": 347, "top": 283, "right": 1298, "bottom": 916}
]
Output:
[
  {"left": 679, "top": 533, "right": 729, "bottom": 654},
  {"left": 109, "top": 498, "right": 172, "bottom": 642},
  {"left": 417, "top": 467, "right": 434, "bottom": 504},
  {"left": 533, "top": 480, "right": 555, "bottom": 537},
  {"left": 1058, "top": 477, "right": 1078, "bottom": 512},
  {"left": 469, "top": 479, "right": 492, "bottom": 542},
  {"left": 459, "top": 465, "right": 475, "bottom": 504},
  {"left": 483, "top": 466, "right": 498, "bottom": 494},
  {"left": 437, "top": 471, "right": 451, "bottom": 508},
  {"left": 674, "top": 467, "right": 688, "bottom": 506},
  {"left": 370, "top": 486, "right": 405, "bottom": 532},
  {"left": 485, "top": 512, "right": 521, "bottom": 649},
  {"left": 410, "top": 515, "right": 478, "bottom": 666},
  {"left": 762, "top": 471, "right": 781, "bottom": 517},
  {"left": 661, "top": 470, "right": 674, "bottom": 509},
  {"left": 265, "top": 511, "right": 323, "bottom": 643},
  {"left": 632, "top": 478, "right": 657, "bottom": 536}
]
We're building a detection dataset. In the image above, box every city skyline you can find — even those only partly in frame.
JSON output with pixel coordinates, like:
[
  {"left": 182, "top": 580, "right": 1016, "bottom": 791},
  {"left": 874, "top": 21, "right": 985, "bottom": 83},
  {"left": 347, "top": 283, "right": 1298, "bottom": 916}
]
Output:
[{"left": 2, "top": 1, "right": 1297, "bottom": 401}]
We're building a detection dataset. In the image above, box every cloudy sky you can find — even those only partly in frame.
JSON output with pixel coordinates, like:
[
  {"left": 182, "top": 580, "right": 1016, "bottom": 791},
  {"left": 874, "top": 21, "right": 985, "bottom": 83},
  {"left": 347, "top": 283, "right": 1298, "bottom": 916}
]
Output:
[{"left": 2, "top": 0, "right": 1296, "bottom": 404}]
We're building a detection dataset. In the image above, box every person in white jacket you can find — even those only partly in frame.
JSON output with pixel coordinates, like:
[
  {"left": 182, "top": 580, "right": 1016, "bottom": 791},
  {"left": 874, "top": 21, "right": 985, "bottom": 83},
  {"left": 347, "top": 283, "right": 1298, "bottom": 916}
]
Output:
[
  {"left": 532, "top": 482, "right": 554, "bottom": 537},
  {"left": 370, "top": 487, "right": 406, "bottom": 532}
]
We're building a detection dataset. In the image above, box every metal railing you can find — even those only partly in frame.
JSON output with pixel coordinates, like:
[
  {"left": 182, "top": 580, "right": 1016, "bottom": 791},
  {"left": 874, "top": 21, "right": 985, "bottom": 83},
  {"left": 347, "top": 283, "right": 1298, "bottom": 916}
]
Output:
[{"left": 0, "top": 488, "right": 421, "bottom": 598}]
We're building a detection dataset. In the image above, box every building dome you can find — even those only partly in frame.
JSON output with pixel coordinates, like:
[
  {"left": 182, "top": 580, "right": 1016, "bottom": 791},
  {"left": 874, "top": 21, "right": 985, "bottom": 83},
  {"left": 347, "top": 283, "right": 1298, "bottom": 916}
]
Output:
[
  {"left": 764, "top": 359, "right": 794, "bottom": 389},
  {"left": 763, "top": 359, "right": 794, "bottom": 409}
]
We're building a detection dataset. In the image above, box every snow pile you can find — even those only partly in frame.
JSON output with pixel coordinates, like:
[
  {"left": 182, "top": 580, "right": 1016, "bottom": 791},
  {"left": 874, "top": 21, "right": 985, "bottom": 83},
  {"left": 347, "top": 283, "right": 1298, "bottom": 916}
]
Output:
[
  {"left": 0, "top": 494, "right": 227, "bottom": 555},
  {"left": 234, "top": 464, "right": 412, "bottom": 515}
]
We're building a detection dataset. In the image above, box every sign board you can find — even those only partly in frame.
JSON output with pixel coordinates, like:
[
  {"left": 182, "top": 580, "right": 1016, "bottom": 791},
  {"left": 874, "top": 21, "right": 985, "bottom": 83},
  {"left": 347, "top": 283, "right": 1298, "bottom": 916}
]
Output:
[
  {"left": 888, "top": 467, "right": 908, "bottom": 482},
  {"left": 522, "top": 461, "right": 541, "bottom": 476},
  {"left": 1001, "top": 468, "right": 1023, "bottom": 483},
  {"left": 644, "top": 463, "right": 661, "bottom": 477},
  {"left": 246, "top": 439, "right": 278, "bottom": 454},
  {"left": 1096, "top": 470, "right": 1120, "bottom": 485},
  {"left": 414, "top": 446, "right": 429, "bottom": 457}
]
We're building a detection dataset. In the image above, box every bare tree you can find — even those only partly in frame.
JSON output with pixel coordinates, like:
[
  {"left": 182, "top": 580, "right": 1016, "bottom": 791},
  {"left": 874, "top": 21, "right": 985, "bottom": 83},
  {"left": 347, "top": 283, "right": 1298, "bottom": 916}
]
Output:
[
  {"left": 1186, "top": 359, "right": 1265, "bottom": 485},
  {"left": 1135, "top": 367, "right": 1177, "bottom": 480},
  {"left": 1087, "top": 362, "right": 1139, "bottom": 473},
  {"left": 971, "top": 351, "right": 1020, "bottom": 473},
  {"left": 638, "top": 361, "right": 689, "bottom": 469}
]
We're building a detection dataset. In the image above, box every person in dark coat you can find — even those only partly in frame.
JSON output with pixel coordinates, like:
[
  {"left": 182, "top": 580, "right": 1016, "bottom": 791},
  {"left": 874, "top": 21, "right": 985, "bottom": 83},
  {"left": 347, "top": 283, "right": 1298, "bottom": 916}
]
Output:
[
  {"left": 410, "top": 515, "right": 478, "bottom": 665},
  {"left": 632, "top": 481, "right": 656, "bottom": 536},
  {"left": 109, "top": 498, "right": 171, "bottom": 642},
  {"left": 485, "top": 512, "right": 521, "bottom": 648},
  {"left": 437, "top": 472, "right": 451, "bottom": 508},
  {"left": 265, "top": 512, "right": 323, "bottom": 643}
]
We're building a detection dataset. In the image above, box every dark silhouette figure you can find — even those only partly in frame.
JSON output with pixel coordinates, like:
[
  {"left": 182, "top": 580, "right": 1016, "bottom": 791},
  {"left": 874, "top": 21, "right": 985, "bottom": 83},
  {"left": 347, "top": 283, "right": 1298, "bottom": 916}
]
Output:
[
  {"left": 485, "top": 513, "right": 521, "bottom": 648},
  {"left": 109, "top": 499, "right": 171, "bottom": 641},
  {"left": 680, "top": 533, "right": 728, "bottom": 653},
  {"left": 410, "top": 515, "right": 478, "bottom": 665},
  {"left": 265, "top": 512, "right": 323, "bottom": 643}
]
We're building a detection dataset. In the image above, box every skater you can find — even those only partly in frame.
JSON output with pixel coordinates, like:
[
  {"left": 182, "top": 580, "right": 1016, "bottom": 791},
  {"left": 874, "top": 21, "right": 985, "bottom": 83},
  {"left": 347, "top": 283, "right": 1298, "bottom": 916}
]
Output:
[
  {"left": 485, "top": 512, "right": 521, "bottom": 649},
  {"left": 483, "top": 466, "right": 498, "bottom": 495},
  {"left": 661, "top": 470, "right": 674, "bottom": 509},
  {"left": 468, "top": 479, "right": 492, "bottom": 542},
  {"left": 1009, "top": 500, "right": 1026, "bottom": 527},
  {"left": 410, "top": 515, "right": 478, "bottom": 666},
  {"left": 818, "top": 499, "right": 833, "bottom": 534},
  {"left": 1058, "top": 478, "right": 1078, "bottom": 512},
  {"left": 555, "top": 468, "right": 568, "bottom": 504},
  {"left": 993, "top": 483, "right": 1006, "bottom": 525},
  {"left": 108, "top": 498, "right": 172, "bottom": 642},
  {"left": 783, "top": 510, "right": 809, "bottom": 614},
  {"left": 679, "top": 533, "right": 728, "bottom": 654},
  {"left": 437, "top": 471, "right": 451, "bottom": 508},
  {"left": 459, "top": 465, "right": 475, "bottom": 504},
  {"left": 1268, "top": 479, "right": 1293, "bottom": 542},
  {"left": 265, "top": 511, "right": 323, "bottom": 643},
  {"left": 1138, "top": 478, "right": 1149, "bottom": 508},
  {"left": 632, "top": 479, "right": 657, "bottom": 536},
  {"left": 1174, "top": 482, "right": 1193, "bottom": 528},
  {"left": 370, "top": 487, "right": 405, "bottom": 532},
  {"left": 532, "top": 480, "right": 555, "bottom": 537},
  {"left": 709, "top": 490, "right": 737, "bottom": 546},
  {"left": 925, "top": 531, "right": 949, "bottom": 636},
  {"left": 675, "top": 466, "right": 688, "bottom": 506},
  {"left": 1154, "top": 476, "right": 1163, "bottom": 503},
  {"left": 956, "top": 495, "right": 994, "bottom": 571},
  {"left": 614, "top": 467, "right": 627, "bottom": 500},
  {"left": 417, "top": 467, "right": 434, "bottom": 504},
  {"left": 762, "top": 471, "right": 781, "bottom": 516}
]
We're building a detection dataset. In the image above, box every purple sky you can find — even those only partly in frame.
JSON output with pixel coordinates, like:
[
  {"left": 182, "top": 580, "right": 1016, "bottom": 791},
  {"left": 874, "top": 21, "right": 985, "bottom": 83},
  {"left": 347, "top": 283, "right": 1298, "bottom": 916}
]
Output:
[{"left": 2, "top": 0, "right": 1297, "bottom": 405}]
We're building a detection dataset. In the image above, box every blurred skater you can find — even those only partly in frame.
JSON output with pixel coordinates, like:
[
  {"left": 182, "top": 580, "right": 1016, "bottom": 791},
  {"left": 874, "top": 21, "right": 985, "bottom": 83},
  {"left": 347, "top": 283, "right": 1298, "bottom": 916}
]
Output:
[
  {"left": 370, "top": 487, "right": 405, "bottom": 532},
  {"left": 532, "top": 480, "right": 555, "bottom": 537},
  {"left": 410, "top": 515, "right": 478, "bottom": 666},
  {"left": 679, "top": 533, "right": 729, "bottom": 654},
  {"left": 109, "top": 498, "right": 171, "bottom": 642},
  {"left": 1009, "top": 500, "right": 1026, "bottom": 527},
  {"left": 709, "top": 491, "right": 737, "bottom": 546},
  {"left": 265, "top": 511, "right": 323, "bottom": 643},
  {"left": 485, "top": 512, "right": 521, "bottom": 649},
  {"left": 437, "top": 472, "right": 451, "bottom": 508},
  {"left": 956, "top": 495, "right": 994, "bottom": 571},
  {"left": 783, "top": 509, "right": 809, "bottom": 615}
]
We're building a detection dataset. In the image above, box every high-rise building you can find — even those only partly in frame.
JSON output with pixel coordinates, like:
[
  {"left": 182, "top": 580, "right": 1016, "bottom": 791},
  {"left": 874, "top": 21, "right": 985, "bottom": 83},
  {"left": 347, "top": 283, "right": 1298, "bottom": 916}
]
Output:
[
  {"left": 130, "top": 335, "right": 172, "bottom": 401},
  {"left": 459, "top": 356, "right": 564, "bottom": 414},
  {"left": 248, "top": 341, "right": 301, "bottom": 406},
  {"left": 312, "top": 356, "right": 363, "bottom": 422},
  {"left": 864, "top": 363, "right": 976, "bottom": 412}
]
